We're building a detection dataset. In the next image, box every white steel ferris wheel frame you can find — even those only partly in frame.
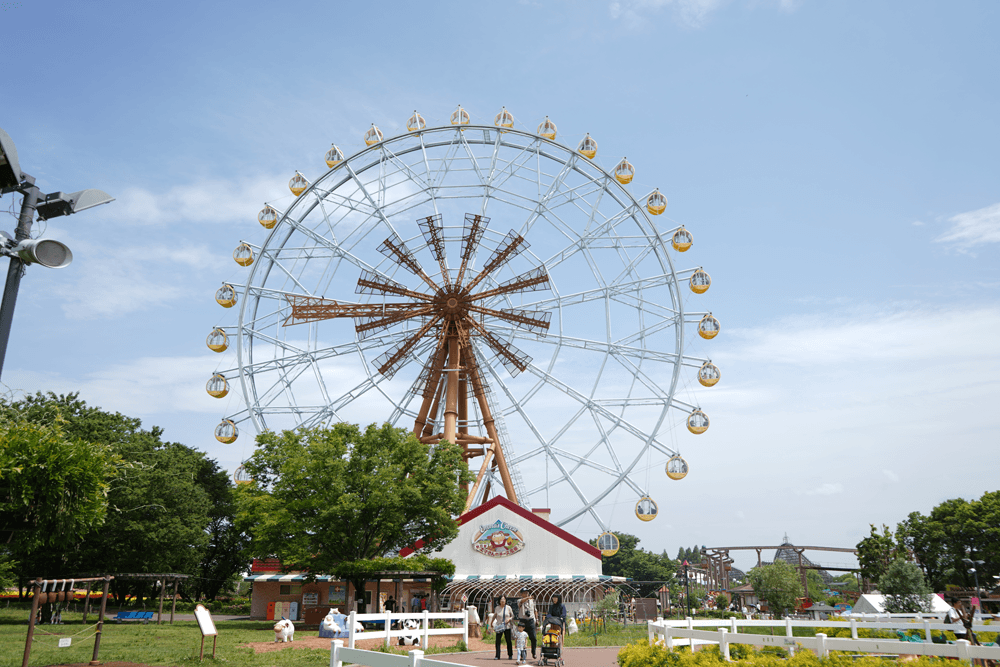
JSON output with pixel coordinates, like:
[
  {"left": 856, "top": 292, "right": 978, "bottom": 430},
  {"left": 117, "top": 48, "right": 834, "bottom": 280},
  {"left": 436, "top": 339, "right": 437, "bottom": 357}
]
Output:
[{"left": 215, "top": 123, "right": 713, "bottom": 531}]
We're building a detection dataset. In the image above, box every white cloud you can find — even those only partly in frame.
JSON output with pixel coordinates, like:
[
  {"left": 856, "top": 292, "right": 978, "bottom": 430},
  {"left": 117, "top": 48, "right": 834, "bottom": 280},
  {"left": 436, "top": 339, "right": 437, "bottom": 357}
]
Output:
[
  {"left": 56, "top": 241, "right": 225, "bottom": 320},
  {"left": 101, "top": 175, "right": 289, "bottom": 227},
  {"left": 609, "top": 0, "right": 798, "bottom": 28},
  {"left": 609, "top": 0, "right": 724, "bottom": 28},
  {"left": 805, "top": 483, "right": 844, "bottom": 496},
  {"left": 936, "top": 202, "right": 1000, "bottom": 250},
  {"left": 883, "top": 470, "right": 899, "bottom": 483}
]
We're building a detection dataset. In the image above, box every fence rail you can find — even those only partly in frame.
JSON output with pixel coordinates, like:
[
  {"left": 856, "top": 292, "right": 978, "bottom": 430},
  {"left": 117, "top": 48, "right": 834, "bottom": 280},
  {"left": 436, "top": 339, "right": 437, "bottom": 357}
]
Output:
[
  {"left": 331, "top": 639, "right": 470, "bottom": 667},
  {"left": 648, "top": 618, "right": 1000, "bottom": 662},
  {"left": 651, "top": 616, "right": 996, "bottom": 636},
  {"left": 347, "top": 609, "right": 469, "bottom": 649}
]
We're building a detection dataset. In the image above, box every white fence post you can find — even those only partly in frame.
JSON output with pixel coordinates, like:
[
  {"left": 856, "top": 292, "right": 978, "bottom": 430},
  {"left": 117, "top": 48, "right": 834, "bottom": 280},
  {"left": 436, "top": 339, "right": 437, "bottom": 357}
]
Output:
[
  {"left": 422, "top": 609, "right": 430, "bottom": 648},
  {"left": 719, "top": 628, "right": 730, "bottom": 661},
  {"left": 816, "top": 633, "right": 827, "bottom": 658},
  {"left": 850, "top": 618, "right": 857, "bottom": 640},
  {"left": 730, "top": 617, "right": 738, "bottom": 634},
  {"left": 785, "top": 617, "right": 795, "bottom": 656},
  {"left": 348, "top": 611, "right": 357, "bottom": 649},
  {"left": 665, "top": 627, "right": 674, "bottom": 650},
  {"left": 409, "top": 648, "right": 425, "bottom": 667},
  {"left": 923, "top": 619, "right": 931, "bottom": 643},
  {"left": 386, "top": 611, "right": 392, "bottom": 647},
  {"left": 330, "top": 639, "right": 343, "bottom": 667},
  {"left": 687, "top": 617, "right": 694, "bottom": 649},
  {"left": 956, "top": 639, "right": 971, "bottom": 662},
  {"left": 463, "top": 607, "right": 470, "bottom": 647},
  {"left": 648, "top": 620, "right": 655, "bottom": 644}
]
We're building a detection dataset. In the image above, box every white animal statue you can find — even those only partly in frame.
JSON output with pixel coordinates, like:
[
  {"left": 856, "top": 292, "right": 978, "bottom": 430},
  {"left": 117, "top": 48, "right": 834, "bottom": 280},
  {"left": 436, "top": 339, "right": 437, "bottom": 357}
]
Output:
[
  {"left": 398, "top": 618, "right": 421, "bottom": 646},
  {"left": 273, "top": 618, "right": 295, "bottom": 643},
  {"left": 353, "top": 619, "right": 365, "bottom": 634},
  {"left": 567, "top": 617, "right": 579, "bottom": 635},
  {"left": 320, "top": 610, "right": 342, "bottom": 636}
]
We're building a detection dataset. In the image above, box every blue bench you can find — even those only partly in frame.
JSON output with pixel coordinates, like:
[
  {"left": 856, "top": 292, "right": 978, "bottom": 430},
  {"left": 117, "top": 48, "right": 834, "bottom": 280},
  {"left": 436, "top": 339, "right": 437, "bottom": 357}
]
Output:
[{"left": 115, "top": 611, "right": 155, "bottom": 624}]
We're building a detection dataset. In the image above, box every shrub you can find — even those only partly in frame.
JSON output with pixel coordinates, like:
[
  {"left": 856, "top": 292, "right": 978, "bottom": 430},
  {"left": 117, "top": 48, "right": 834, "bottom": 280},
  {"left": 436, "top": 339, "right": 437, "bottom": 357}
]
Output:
[{"left": 617, "top": 640, "right": 956, "bottom": 667}]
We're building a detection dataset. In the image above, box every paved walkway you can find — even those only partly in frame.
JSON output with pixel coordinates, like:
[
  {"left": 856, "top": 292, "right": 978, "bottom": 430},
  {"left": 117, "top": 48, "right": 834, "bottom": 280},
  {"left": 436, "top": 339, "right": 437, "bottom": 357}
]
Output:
[{"left": 423, "top": 648, "right": 622, "bottom": 667}]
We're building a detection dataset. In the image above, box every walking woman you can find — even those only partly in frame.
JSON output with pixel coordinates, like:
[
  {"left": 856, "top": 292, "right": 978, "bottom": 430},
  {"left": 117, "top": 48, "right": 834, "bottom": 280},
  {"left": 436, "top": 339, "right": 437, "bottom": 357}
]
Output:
[
  {"left": 494, "top": 595, "right": 514, "bottom": 660},
  {"left": 517, "top": 587, "right": 537, "bottom": 659},
  {"left": 549, "top": 594, "right": 567, "bottom": 627}
]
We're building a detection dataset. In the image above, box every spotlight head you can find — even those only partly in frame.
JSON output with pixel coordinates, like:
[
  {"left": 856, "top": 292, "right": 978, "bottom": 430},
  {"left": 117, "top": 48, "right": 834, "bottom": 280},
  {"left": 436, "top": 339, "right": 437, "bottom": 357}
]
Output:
[
  {"left": 0, "top": 127, "right": 23, "bottom": 192},
  {"left": 35, "top": 189, "right": 114, "bottom": 220},
  {"left": 12, "top": 238, "right": 73, "bottom": 268}
]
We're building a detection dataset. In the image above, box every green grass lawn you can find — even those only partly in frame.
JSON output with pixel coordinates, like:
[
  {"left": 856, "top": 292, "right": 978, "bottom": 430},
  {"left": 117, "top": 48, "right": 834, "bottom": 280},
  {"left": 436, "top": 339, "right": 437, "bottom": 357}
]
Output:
[
  {"left": 0, "top": 607, "right": 332, "bottom": 667},
  {"left": 0, "top": 606, "right": 478, "bottom": 667}
]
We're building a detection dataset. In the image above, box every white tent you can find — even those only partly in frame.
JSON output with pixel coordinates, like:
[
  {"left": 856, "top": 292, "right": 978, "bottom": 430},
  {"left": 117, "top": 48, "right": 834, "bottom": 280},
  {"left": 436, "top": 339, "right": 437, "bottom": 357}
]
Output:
[{"left": 851, "top": 593, "right": 953, "bottom": 615}]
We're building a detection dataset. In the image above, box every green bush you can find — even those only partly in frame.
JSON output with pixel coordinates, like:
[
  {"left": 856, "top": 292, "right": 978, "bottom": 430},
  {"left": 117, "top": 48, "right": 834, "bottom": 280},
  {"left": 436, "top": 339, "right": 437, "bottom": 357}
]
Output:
[{"left": 618, "top": 640, "right": 953, "bottom": 667}]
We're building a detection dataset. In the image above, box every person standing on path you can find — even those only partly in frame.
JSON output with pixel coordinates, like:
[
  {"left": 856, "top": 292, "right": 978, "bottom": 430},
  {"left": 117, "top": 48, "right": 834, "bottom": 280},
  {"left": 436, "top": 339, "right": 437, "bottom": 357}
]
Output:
[
  {"left": 514, "top": 621, "right": 529, "bottom": 665},
  {"left": 494, "top": 595, "right": 514, "bottom": 660},
  {"left": 517, "top": 587, "right": 538, "bottom": 659}
]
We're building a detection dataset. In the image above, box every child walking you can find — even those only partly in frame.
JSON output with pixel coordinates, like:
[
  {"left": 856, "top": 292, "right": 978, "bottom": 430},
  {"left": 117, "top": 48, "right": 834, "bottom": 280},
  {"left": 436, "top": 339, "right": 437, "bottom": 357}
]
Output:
[{"left": 514, "top": 621, "right": 529, "bottom": 665}]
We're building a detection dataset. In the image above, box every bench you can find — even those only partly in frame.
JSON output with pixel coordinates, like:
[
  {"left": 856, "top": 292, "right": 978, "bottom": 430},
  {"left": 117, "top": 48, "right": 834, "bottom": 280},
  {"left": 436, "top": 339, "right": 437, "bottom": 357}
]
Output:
[{"left": 115, "top": 611, "right": 155, "bottom": 624}]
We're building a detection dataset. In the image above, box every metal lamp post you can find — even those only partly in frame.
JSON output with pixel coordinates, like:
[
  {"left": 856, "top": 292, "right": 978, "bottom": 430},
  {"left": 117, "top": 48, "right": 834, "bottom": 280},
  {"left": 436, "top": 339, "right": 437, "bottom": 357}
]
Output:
[
  {"left": 683, "top": 560, "right": 691, "bottom": 618},
  {"left": 0, "top": 127, "right": 113, "bottom": 380},
  {"left": 962, "top": 558, "right": 985, "bottom": 613}
]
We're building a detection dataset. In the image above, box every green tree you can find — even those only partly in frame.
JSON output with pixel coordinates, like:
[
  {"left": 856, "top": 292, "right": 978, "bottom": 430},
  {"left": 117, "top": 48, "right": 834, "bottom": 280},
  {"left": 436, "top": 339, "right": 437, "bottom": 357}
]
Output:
[
  {"left": 2, "top": 392, "right": 246, "bottom": 606},
  {"left": 856, "top": 524, "right": 901, "bottom": 584},
  {"left": 879, "top": 559, "right": 933, "bottom": 613},
  {"left": 235, "top": 423, "right": 470, "bottom": 611},
  {"left": 747, "top": 561, "right": 803, "bottom": 617},
  {"left": 804, "top": 570, "right": 828, "bottom": 601},
  {"left": 591, "top": 533, "right": 677, "bottom": 597},
  {"left": 896, "top": 492, "right": 1000, "bottom": 590},
  {"left": 0, "top": 412, "right": 120, "bottom": 551}
]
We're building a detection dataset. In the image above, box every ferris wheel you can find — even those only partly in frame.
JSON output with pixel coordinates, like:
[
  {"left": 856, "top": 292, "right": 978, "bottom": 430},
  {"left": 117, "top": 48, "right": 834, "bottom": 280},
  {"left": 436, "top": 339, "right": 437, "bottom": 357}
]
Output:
[{"left": 206, "top": 106, "right": 720, "bottom": 543}]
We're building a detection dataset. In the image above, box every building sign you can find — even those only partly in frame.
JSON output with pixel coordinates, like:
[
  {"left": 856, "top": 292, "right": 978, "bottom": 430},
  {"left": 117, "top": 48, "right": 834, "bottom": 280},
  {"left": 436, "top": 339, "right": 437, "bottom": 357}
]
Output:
[
  {"left": 472, "top": 519, "right": 525, "bottom": 557},
  {"left": 251, "top": 558, "right": 283, "bottom": 573},
  {"left": 328, "top": 585, "right": 346, "bottom": 605}
]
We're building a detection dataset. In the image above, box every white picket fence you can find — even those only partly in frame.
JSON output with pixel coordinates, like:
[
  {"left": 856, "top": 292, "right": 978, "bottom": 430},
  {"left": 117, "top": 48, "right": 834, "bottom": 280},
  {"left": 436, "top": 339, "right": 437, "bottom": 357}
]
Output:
[
  {"left": 331, "top": 639, "right": 469, "bottom": 667},
  {"left": 648, "top": 617, "right": 1000, "bottom": 662},
  {"left": 346, "top": 609, "right": 470, "bottom": 649}
]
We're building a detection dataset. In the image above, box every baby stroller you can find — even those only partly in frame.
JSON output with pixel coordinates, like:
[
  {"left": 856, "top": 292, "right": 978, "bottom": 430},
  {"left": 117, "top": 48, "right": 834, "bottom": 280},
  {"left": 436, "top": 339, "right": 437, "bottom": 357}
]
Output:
[{"left": 538, "top": 615, "right": 564, "bottom": 666}]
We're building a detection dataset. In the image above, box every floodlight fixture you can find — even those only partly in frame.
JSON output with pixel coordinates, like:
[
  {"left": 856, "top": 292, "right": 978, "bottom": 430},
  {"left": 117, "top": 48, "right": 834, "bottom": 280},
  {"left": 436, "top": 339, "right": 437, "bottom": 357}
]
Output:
[
  {"left": 0, "top": 126, "right": 113, "bottom": 380},
  {"left": 0, "top": 127, "right": 22, "bottom": 192},
  {"left": 36, "top": 189, "right": 114, "bottom": 220}
]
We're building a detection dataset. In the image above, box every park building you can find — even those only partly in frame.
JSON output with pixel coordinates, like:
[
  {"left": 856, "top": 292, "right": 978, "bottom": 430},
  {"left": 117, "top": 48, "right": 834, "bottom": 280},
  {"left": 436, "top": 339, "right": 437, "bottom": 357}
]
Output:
[{"left": 242, "top": 496, "right": 625, "bottom": 622}]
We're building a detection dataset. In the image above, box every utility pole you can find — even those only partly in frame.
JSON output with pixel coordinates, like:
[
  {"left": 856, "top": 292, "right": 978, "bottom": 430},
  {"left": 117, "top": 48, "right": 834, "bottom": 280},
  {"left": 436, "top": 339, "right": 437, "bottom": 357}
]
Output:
[
  {"left": 0, "top": 127, "right": 112, "bottom": 380},
  {"left": 683, "top": 560, "right": 691, "bottom": 618}
]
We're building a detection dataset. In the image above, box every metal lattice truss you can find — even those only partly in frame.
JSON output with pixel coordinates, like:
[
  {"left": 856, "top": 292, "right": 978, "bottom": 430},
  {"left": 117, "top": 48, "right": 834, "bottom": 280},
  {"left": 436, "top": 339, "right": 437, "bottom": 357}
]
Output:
[{"left": 215, "top": 125, "right": 712, "bottom": 531}]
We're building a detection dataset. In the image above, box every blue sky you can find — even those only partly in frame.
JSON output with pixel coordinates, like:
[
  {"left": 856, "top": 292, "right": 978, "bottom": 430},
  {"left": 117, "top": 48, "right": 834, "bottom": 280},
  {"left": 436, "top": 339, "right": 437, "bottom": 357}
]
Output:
[{"left": 2, "top": 0, "right": 997, "bottom": 572}]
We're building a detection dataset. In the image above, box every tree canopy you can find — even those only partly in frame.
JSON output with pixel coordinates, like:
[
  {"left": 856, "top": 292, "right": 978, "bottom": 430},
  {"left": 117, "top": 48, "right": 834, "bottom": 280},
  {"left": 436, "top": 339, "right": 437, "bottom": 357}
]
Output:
[
  {"left": 1, "top": 392, "right": 248, "bottom": 603},
  {"left": 857, "top": 493, "right": 999, "bottom": 592},
  {"left": 590, "top": 532, "right": 677, "bottom": 596},
  {"left": 235, "top": 422, "right": 469, "bottom": 610},
  {"left": 879, "top": 559, "right": 933, "bottom": 613},
  {"left": 747, "top": 561, "right": 803, "bottom": 617}
]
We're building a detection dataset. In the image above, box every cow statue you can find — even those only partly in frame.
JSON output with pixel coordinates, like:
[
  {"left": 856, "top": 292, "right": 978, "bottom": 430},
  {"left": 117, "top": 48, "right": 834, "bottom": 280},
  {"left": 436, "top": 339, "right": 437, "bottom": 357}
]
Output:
[
  {"left": 273, "top": 618, "right": 295, "bottom": 643},
  {"left": 319, "top": 610, "right": 343, "bottom": 638},
  {"left": 398, "top": 618, "right": 421, "bottom": 646}
]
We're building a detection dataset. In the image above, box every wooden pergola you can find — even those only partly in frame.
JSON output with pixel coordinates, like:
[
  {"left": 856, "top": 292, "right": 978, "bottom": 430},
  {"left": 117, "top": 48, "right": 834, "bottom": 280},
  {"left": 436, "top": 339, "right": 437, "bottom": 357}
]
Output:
[
  {"left": 700, "top": 544, "right": 859, "bottom": 594},
  {"left": 108, "top": 573, "right": 191, "bottom": 625}
]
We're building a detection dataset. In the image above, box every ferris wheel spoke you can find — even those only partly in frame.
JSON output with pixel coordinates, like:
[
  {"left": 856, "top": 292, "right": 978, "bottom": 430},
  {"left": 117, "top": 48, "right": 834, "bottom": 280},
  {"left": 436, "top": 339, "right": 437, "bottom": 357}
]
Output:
[
  {"left": 457, "top": 131, "right": 489, "bottom": 191},
  {"left": 518, "top": 153, "right": 578, "bottom": 238},
  {"left": 513, "top": 273, "right": 675, "bottom": 311},
  {"left": 614, "top": 316, "right": 681, "bottom": 347},
  {"left": 479, "top": 359, "right": 601, "bottom": 522},
  {"left": 541, "top": 204, "right": 640, "bottom": 273},
  {"left": 523, "top": 361, "right": 672, "bottom": 455}
]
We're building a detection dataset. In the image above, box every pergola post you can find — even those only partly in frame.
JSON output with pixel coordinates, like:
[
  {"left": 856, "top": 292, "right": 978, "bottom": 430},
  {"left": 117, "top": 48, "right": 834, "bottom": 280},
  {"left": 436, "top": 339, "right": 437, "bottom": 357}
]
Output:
[
  {"left": 157, "top": 577, "right": 166, "bottom": 624},
  {"left": 171, "top": 578, "right": 178, "bottom": 624}
]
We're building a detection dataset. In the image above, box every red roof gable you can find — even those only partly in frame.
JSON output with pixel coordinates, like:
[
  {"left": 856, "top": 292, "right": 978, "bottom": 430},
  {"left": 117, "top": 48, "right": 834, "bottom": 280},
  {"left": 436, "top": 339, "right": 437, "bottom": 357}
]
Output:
[{"left": 400, "top": 496, "right": 602, "bottom": 560}]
